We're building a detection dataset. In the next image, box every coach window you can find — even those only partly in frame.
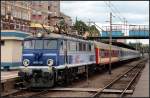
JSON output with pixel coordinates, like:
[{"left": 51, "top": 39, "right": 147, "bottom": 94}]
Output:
[
  {"left": 90, "top": 44, "right": 94, "bottom": 51},
  {"left": 113, "top": 50, "right": 115, "bottom": 56},
  {"left": 101, "top": 49, "right": 104, "bottom": 58},
  {"left": 86, "top": 44, "right": 88, "bottom": 51}
]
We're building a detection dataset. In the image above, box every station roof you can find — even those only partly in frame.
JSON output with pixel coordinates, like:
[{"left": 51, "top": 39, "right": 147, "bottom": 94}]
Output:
[{"left": 101, "top": 41, "right": 136, "bottom": 50}]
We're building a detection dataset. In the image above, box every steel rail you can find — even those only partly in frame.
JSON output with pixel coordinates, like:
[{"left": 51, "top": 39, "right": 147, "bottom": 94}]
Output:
[
  {"left": 119, "top": 62, "right": 145, "bottom": 97},
  {"left": 1, "top": 87, "right": 29, "bottom": 97},
  {"left": 28, "top": 89, "right": 50, "bottom": 97},
  {"left": 92, "top": 59, "right": 147, "bottom": 98},
  {"left": 2, "top": 59, "right": 147, "bottom": 98}
]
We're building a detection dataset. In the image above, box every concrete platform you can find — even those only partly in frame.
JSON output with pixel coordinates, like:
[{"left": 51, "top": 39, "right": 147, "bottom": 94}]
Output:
[
  {"left": 132, "top": 59, "right": 149, "bottom": 97},
  {"left": 1, "top": 71, "right": 18, "bottom": 83},
  {"left": 1, "top": 71, "right": 19, "bottom": 93}
]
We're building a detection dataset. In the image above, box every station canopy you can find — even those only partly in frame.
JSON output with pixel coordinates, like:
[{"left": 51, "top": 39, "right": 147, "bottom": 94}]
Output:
[
  {"left": 102, "top": 41, "right": 136, "bottom": 50},
  {"left": 30, "top": 23, "right": 55, "bottom": 31}
]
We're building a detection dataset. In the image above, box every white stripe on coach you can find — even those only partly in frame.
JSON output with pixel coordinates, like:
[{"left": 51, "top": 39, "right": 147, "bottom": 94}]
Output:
[{"left": 23, "top": 54, "right": 34, "bottom": 56}]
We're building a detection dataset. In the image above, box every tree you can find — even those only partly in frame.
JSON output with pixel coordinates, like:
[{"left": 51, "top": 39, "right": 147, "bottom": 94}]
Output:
[
  {"left": 73, "top": 20, "right": 100, "bottom": 37},
  {"left": 89, "top": 25, "right": 100, "bottom": 37},
  {"left": 73, "top": 20, "right": 88, "bottom": 35}
]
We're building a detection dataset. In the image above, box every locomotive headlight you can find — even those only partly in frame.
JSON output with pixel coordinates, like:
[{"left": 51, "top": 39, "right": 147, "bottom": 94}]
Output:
[
  {"left": 47, "top": 59, "right": 53, "bottom": 66},
  {"left": 37, "top": 32, "right": 42, "bottom": 37},
  {"left": 23, "top": 59, "right": 30, "bottom": 67}
]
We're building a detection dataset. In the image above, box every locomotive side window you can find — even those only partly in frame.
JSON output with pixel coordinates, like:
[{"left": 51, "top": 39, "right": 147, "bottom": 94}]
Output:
[
  {"left": 67, "top": 41, "right": 70, "bottom": 51},
  {"left": 88, "top": 44, "right": 91, "bottom": 51},
  {"left": 83, "top": 43, "right": 86, "bottom": 51},
  {"left": 24, "top": 40, "right": 35, "bottom": 49},
  {"left": 70, "top": 41, "right": 76, "bottom": 51},
  {"left": 44, "top": 40, "right": 57, "bottom": 49},
  {"left": 63, "top": 40, "right": 67, "bottom": 51},
  {"left": 76, "top": 42, "right": 79, "bottom": 51},
  {"left": 79, "top": 42, "right": 82, "bottom": 51}
]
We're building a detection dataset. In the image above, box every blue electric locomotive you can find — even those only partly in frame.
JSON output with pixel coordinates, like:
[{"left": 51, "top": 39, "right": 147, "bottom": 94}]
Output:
[{"left": 19, "top": 32, "right": 95, "bottom": 87}]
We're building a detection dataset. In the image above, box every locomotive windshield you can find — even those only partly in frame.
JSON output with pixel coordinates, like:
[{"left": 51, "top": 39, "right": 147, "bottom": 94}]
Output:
[{"left": 23, "top": 39, "right": 58, "bottom": 49}]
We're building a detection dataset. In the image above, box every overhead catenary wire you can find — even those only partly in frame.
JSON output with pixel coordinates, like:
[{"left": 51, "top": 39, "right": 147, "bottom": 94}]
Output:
[{"left": 104, "top": 1, "right": 127, "bottom": 24}]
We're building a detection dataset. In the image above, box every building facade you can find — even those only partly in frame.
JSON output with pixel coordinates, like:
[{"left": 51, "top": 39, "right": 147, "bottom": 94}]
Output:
[
  {"left": 48, "top": 1, "right": 60, "bottom": 26},
  {"left": 1, "top": 30, "right": 29, "bottom": 70},
  {"left": 1, "top": 1, "right": 31, "bottom": 32},
  {"left": 30, "top": 1, "right": 49, "bottom": 24},
  {"left": 1, "top": 1, "right": 31, "bottom": 70},
  {"left": 30, "top": 1, "right": 60, "bottom": 26}
]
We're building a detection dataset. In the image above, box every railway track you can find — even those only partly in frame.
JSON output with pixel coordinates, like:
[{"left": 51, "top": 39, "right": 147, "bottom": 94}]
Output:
[
  {"left": 92, "top": 58, "right": 148, "bottom": 98},
  {"left": 2, "top": 58, "right": 148, "bottom": 98}
]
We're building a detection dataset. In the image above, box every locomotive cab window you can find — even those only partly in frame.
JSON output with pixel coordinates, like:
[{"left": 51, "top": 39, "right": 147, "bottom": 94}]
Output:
[
  {"left": 24, "top": 39, "right": 58, "bottom": 49},
  {"left": 24, "top": 40, "right": 35, "bottom": 49},
  {"left": 35, "top": 40, "right": 43, "bottom": 49}
]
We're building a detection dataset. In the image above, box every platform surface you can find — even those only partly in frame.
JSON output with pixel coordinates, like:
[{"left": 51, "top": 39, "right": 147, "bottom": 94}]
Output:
[
  {"left": 1, "top": 71, "right": 18, "bottom": 82},
  {"left": 132, "top": 59, "right": 149, "bottom": 97}
]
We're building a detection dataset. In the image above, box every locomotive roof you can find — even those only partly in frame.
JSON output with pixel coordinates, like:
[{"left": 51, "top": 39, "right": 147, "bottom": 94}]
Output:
[{"left": 24, "top": 33, "right": 94, "bottom": 43}]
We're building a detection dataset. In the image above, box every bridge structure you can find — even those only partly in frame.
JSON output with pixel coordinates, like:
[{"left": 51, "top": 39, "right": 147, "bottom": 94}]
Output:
[{"left": 88, "top": 25, "right": 149, "bottom": 40}]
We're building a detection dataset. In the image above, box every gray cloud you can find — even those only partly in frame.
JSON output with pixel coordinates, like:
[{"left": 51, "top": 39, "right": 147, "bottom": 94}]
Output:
[
  {"left": 60, "top": 1, "right": 149, "bottom": 25},
  {"left": 60, "top": 1, "right": 149, "bottom": 44}
]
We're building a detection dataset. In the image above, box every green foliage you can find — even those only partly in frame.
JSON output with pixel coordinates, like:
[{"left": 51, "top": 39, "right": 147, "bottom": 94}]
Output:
[
  {"left": 88, "top": 25, "right": 100, "bottom": 37},
  {"left": 73, "top": 20, "right": 100, "bottom": 36},
  {"left": 128, "top": 42, "right": 149, "bottom": 53},
  {"left": 73, "top": 20, "right": 88, "bottom": 35}
]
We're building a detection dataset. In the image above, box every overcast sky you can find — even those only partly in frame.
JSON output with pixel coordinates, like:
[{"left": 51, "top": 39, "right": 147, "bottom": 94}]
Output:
[{"left": 60, "top": 1, "right": 149, "bottom": 44}]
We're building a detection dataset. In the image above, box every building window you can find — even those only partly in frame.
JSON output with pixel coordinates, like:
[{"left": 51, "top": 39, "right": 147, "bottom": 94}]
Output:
[
  {"left": 12, "top": 10, "right": 17, "bottom": 17},
  {"left": 1, "top": 7, "right": 5, "bottom": 15},
  {"left": 0, "top": 40, "right": 5, "bottom": 46}
]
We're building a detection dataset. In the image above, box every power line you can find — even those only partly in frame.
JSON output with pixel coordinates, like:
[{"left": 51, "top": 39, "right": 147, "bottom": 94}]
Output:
[
  {"left": 109, "top": 2, "right": 126, "bottom": 20},
  {"left": 105, "top": 1, "right": 124, "bottom": 22},
  {"left": 104, "top": 1, "right": 127, "bottom": 23}
]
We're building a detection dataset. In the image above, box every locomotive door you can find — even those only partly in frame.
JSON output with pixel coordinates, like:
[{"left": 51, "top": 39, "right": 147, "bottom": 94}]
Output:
[{"left": 63, "top": 40, "right": 68, "bottom": 64}]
